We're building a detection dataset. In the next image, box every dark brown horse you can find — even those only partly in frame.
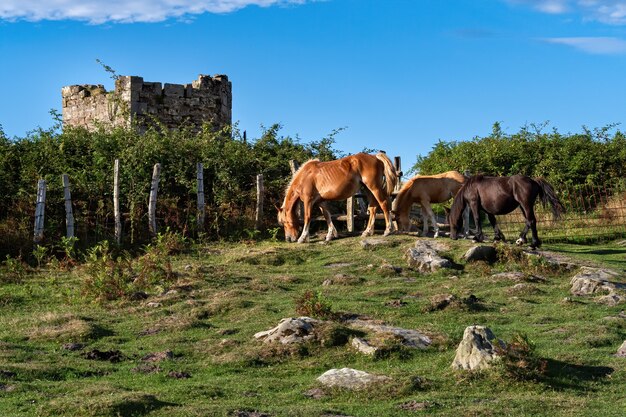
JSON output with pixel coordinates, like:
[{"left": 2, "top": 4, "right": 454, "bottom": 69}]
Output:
[
  {"left": 278, "top": 152, "right": 398, "bottom": 243},
  {"left": 449, "top": 175, "right": 564, "bottom": 248}
]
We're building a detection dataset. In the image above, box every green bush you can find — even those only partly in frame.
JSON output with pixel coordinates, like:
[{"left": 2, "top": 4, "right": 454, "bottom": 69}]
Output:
[{"left": 0, "top": 122, "right": 339, "bottom": 257}]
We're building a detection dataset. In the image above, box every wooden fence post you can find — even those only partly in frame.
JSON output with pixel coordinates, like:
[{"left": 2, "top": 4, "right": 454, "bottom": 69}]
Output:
[
  {"left": 347, "top": 196, "right": 355, "bottom": 233},
  {"left": 394, "top": 156, "right": 402, "bottom": 192},
  {"left": 61, "top": 174, "right": 75, "bottom": 239},
  {"left": 148, "top": 163, "right": 161, "bottom": 238},
  {"left": 113, "top": 159, "right": 122, "bottom": 244},
  {"left": 33, "top": 179, "right": 46, "bottom": 244},
  {"left": 196, "top": 162, "right": 205, "bottom": 232},
  {"left": 288, "top": 160, "right": 303, "bottom": 222},
  {"left": 256, "top": 174, "right": 264, "bottom": 230},
  {"left": 289, "top": 160, "right": 300, "bottom": 176}
]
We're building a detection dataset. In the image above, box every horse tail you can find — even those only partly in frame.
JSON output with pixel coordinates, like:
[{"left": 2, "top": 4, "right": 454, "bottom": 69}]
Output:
[
  {"left": 376, "top": 152, "right": 398, "bottom": 196},
  {"left": 534, "top": 178, "right": 565, "bottom": 220}
]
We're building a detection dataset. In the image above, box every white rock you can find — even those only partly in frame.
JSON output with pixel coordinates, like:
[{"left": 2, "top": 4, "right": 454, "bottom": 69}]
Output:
[
  {"left": 254, "top": 317, "right": 320, "bottom": 344},
  {"left": 351, "top": 337, "right": 378, "bottom": 355},
  {"left": 317, "top": 368, "right": 390, "bottom": 390},
  {"left": 452, "top": 325, "right": 504, "bottom": 371}
]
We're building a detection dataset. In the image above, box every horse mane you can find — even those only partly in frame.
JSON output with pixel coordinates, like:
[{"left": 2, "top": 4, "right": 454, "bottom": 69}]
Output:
[{"left": 285, "top": 159, "right": 319, "bottom": 192}]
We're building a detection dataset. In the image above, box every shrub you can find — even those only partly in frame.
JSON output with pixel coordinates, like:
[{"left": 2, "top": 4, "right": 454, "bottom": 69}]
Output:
[{"left": 294, "top": 290, "right": 336, "bottom": 320}]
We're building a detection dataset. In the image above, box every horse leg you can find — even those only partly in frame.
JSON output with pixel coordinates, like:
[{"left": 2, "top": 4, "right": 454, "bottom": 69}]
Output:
[
  {"left": 320, "top": 203, "right": 338, "bottom": 241},
  {"left": 463, "top": 206, "right": 471, "bottom": 238},
  {"left": 423, "top": 203, "right": 440, "bottom": 238},
  {"left": 468, "top": 200, "right": 483, "bottom": 242},
  {"left": 297, "top": 202, "right": 312, "bottom": 243},
  {"left": 487, "top": 213, "right": 506, "bottom": 242},
  {"left": 525, "top": 206, "right": 541, "bottom": 249},
  {"left": 514, "top": 206, "right": 530, "bottom": 246},
  {"left": 365, "top": 184, "right": 395, "bottom": 236}
]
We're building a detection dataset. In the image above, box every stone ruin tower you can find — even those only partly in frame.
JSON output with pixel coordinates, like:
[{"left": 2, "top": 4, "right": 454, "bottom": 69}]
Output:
[{"left": 61, "top": 74, "right": 232, "bottom": 133}]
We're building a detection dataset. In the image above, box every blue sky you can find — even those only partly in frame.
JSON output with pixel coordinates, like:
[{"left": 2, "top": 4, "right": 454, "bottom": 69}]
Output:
[{"left": 1, "top": 0, "right": 626, "bottom": 169}]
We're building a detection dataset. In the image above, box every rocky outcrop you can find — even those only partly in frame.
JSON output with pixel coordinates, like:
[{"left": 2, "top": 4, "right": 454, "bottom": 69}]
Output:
[
  {"left": 570, "top": 267, "right": 626, "bottom": 305},
  {"left": 344, "top": 318, "right": 431, "bottom": 349}
]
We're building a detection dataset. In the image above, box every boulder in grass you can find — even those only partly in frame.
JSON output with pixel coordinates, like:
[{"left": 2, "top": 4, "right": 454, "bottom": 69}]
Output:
[
  {"left": 616, "top": 341, "right": 626, "bottom": 358},
  {"left": 452, "top": 325, "right": 504, "bottom": 371},
  {"left": 570, "top": 267, "right": 626, "bottom": 296},
  {"left": 405, "top": 241, "right": 453, "bottom": 272},
  {"left": 317, "top": 368, "right": 390, "bottom": 390},
  {"left": 254, "top": 317, "right": 320, "bottom": 344}
]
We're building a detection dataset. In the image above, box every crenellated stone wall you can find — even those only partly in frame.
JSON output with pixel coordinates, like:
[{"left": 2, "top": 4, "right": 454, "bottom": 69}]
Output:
[{"left": 62, "top": 74, "right": 232, "bottom": 133}]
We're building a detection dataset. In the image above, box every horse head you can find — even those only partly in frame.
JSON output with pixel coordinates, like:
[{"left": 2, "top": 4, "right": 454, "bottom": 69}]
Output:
[
  {"left": 277, "top": 205, "right": 299, "bottom": 242},
  {"left": 448, "top": 189, "right": 466, "bottom": 240}
]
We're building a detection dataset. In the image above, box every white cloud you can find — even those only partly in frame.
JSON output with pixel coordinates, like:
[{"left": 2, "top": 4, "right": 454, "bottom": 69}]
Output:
[
  {"left": 0, "top": 0, "right": 312, "bottom": 24},
  {"left": 508, "top": 0, "right": 626, "bottom": 24},
  {"left": 542, "top": 36, "right": 626, "bottom": 53}
]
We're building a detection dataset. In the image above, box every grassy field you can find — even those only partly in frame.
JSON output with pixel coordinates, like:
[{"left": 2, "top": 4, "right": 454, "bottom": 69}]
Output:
[{"left": 0, "top": 234, "right": 625, "bottom": 417}]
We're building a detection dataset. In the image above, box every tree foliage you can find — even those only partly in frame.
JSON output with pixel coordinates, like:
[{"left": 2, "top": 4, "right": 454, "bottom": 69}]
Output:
[{"left": 412, "top": 122, "right": 626, "bottom": 188}]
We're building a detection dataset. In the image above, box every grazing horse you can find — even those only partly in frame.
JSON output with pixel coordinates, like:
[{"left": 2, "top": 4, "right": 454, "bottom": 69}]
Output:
[
  {"left": 277, "top": 152, "right": 398, "bottom": 243},
  {"left": 393, "top": 171, "right": 469, "bottom": 237},
  {"left": 448, "top": 174, "right": 564, "bottom": 249}
]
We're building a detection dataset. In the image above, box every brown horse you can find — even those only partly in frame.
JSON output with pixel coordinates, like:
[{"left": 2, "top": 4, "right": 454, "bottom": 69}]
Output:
[
  {"left": 278, "top": 152, "right": 398, "bottom": 243},
  {"left": 449, "top": 174, "right": 564, "bottom": 249},
  {"left": 393, "top": 171, "right": 469, "bottom": 237}
]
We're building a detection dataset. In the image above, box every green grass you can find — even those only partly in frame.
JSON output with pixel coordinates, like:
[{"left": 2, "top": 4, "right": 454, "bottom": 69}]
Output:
[{"left": 0, "top": 235, "right": 625, "bottom": 416}]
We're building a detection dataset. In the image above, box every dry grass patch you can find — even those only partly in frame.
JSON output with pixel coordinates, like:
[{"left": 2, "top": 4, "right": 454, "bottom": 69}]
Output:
[{"left": 26, "top": 312, "right": 101, "bottom": 342}]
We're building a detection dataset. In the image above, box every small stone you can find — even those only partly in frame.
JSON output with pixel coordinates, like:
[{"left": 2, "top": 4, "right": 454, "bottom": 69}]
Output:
[
  {"left": 322, "top": 279, "right": 333, "bottom": 286},
  {"left": 405, "top": 241, "right": 453, "bottom": 272},
  {"left": 430, "top": 294, "right": 457, "bottom": 310},
  {"left": 317, "top": 368, "right": 391, "bottom": 390},
  {"left": 360, "top": 238, "right": 395, "bottom": 250},
  {"left": 351, "top": 337, "right": 378, "bottom": 355},
  {"left": 184, "top": 264, "right": 193, "bottom": 271},
  {"left": 616, "top": 340, "right": 626, "bottom": 357},
  {"left": 147, "top": 302, "right": 162, "bottom": 308},
  {"left": 491, "top": 271, "right": 526, "bottom": 282}
]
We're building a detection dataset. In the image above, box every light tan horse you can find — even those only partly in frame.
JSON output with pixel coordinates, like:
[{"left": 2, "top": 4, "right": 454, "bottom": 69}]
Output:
[
  {"left": 393, "top": 170, "right": 469, "bottom": 237},
  {"left": 278, "top": 152, "right": 398, "bottom": 243}
]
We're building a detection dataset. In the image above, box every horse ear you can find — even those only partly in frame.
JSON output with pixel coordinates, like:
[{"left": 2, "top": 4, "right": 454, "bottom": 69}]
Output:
[{"left": 275, "top": 204, "right": 282, "bottom": 213}]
